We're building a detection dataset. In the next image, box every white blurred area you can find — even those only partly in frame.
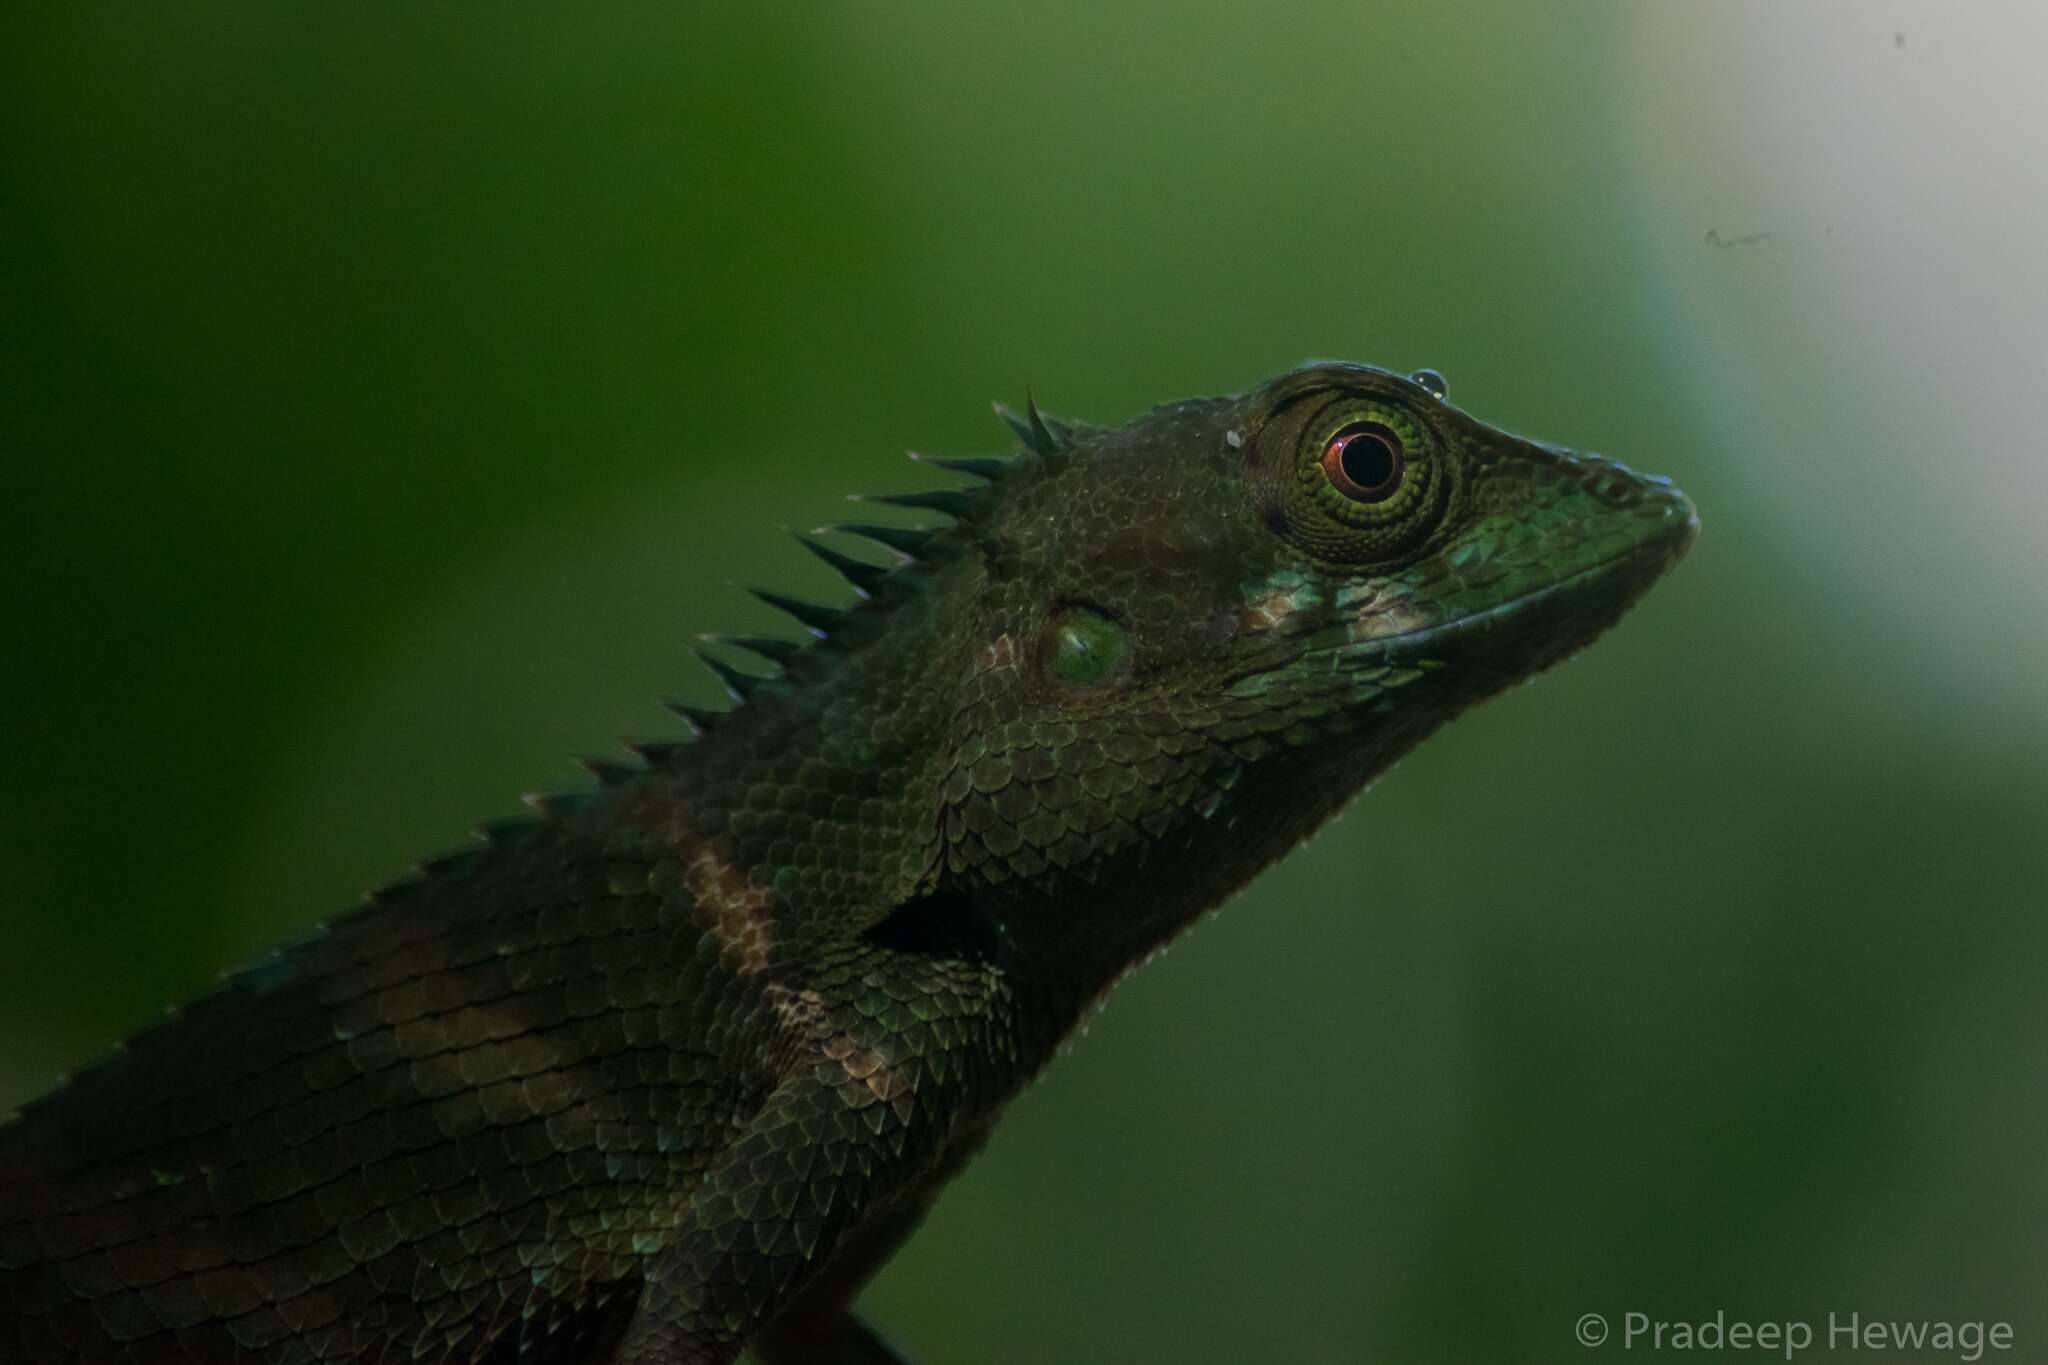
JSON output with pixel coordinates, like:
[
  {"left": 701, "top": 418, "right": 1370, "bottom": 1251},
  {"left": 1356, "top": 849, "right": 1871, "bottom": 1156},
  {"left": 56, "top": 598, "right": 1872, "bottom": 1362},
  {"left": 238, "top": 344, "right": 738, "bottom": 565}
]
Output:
[{"left": 1622, "top": 3, "right": 2048, "bottom": 711}]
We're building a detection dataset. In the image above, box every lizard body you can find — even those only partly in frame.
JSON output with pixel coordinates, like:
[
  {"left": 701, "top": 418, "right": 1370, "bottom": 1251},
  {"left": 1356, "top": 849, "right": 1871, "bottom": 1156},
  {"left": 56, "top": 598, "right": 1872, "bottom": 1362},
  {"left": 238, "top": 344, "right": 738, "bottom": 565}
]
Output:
[{"left": 0, "top": 362, "right": 1695, "bottom": 1363}]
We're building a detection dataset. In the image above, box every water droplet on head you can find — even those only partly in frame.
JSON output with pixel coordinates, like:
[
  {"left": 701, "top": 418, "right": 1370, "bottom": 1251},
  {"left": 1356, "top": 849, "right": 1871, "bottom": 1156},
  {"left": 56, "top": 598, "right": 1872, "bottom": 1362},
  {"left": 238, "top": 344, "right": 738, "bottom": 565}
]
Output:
[{"left": 1408, "top": 368, "right": 1448, "bottom": 400}]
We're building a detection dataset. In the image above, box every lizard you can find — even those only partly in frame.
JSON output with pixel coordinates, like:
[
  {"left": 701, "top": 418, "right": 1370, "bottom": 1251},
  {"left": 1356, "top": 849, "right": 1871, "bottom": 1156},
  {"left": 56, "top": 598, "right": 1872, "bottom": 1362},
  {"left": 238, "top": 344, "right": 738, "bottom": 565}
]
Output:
[{"left": 0, "top": 361, "right": 1696, "bottom": 1364}]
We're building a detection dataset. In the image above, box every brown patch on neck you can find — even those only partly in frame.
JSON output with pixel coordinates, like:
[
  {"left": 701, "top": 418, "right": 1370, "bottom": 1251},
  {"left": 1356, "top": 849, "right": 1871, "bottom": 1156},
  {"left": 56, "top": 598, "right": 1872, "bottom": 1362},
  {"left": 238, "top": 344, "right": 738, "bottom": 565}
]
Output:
[
  {"left": 615, "top": 781, "right": 780, "bottom": 977},
  {"left": 825, "top": 1032, "right": 912, "bottom": 1104},
  {"left": 682, "top": 839, "right": 779, "bottom": 977},
  {"left": 766, "top": 982, "right": 911, "bottom": 1106}
]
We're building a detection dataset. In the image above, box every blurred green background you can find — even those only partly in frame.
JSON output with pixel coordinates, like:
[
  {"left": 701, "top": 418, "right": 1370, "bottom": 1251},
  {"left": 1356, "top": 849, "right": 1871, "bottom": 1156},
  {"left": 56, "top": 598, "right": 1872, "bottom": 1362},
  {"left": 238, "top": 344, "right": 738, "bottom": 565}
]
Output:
[{"left": 5, "top": 4, "right": 2044, "bottom": 1362}]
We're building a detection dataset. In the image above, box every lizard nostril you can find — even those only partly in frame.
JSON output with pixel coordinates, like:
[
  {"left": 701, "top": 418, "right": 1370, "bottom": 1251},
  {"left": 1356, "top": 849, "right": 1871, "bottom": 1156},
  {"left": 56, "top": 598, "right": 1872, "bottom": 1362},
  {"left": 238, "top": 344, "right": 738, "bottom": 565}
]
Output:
[
  {"left": 1596, "top": 476, "right": 1640, "bottom": 506},
  {"left": 1579, "top": 460, "right": 1642, "bottom": 507}
]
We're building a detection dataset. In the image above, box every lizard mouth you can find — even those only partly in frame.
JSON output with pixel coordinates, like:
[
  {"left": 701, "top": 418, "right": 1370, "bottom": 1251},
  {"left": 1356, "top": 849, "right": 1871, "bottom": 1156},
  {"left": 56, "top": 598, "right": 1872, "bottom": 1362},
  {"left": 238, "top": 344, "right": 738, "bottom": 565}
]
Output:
[{"left": 1369, "top": 489, "right": 1698, "bottom": 666}]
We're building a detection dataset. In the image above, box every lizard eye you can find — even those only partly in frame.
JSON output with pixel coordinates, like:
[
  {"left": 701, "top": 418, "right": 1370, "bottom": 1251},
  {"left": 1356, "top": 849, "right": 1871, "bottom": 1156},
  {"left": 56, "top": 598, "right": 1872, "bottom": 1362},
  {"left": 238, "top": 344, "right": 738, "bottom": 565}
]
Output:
[
  {"left": 1263, "top": 395, "right": 1450, "bottom": 565},
  {"left": 1321, "top": 423, "right": 1405, "bottom": 503}
]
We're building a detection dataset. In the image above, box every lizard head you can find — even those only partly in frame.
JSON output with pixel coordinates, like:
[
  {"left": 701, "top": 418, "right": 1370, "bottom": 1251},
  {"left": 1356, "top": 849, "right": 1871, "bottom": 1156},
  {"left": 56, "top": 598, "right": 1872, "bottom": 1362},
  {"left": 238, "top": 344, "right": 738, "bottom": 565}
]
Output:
[
  {"left": 978, "top": 362, "right": 1697, "bottom": 718},
  {"left": 904, "top": 362, "right": 1695, "bottom": 919},
  {"left": 680, "top": 362, "right": 1693, "bottom": 967}
]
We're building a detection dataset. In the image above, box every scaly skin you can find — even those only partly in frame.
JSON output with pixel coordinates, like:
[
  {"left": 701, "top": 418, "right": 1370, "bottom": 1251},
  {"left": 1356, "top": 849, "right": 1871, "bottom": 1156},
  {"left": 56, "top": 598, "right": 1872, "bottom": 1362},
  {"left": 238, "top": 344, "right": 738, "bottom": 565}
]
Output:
[{"left": 0, "top": 362, "right": 1696, "bottom": 1363}]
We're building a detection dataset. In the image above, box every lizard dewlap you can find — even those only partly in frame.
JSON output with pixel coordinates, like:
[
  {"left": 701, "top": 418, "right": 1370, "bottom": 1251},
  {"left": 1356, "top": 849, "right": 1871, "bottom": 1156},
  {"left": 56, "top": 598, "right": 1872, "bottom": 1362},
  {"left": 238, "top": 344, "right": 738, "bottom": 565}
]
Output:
[{"left": 0, "top": 362, "right": 1695, "bottom": 1364}]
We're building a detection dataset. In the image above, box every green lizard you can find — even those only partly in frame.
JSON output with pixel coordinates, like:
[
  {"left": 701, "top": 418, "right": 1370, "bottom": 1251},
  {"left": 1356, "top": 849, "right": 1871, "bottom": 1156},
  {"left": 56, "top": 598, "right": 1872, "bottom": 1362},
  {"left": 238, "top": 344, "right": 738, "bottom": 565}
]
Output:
[{"left": 0, "top": 362, "right": 1695, "bottom": 1363}]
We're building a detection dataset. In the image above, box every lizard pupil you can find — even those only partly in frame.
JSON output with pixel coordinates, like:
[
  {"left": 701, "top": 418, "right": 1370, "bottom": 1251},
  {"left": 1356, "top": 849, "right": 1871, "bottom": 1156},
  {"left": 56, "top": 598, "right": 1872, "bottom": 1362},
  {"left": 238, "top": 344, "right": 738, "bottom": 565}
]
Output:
[{"left": 1322, "top": 423, "right": 1404, "bottom": 503}]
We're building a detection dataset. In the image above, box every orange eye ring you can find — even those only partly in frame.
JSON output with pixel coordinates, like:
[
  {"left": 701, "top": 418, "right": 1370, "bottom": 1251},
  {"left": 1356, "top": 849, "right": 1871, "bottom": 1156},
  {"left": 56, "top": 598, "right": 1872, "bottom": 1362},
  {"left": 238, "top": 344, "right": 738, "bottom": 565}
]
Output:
[{"left": 1320, "top": 422, "right": 1405, "bottom": 503}]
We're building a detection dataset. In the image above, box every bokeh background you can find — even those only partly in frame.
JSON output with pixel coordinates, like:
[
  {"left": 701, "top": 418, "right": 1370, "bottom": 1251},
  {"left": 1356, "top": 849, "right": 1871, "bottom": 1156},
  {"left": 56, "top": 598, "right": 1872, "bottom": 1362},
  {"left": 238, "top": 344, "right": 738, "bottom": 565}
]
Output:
[{"left": 5, "top": 4, "right": 2044, "bottom": 1362}]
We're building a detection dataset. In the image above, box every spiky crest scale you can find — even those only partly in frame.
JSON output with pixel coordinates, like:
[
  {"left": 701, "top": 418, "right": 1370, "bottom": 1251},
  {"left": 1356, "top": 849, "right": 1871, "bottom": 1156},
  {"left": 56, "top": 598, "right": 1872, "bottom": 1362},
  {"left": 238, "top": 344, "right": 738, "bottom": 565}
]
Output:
[
  {"left": 855, "top": 487, "right": 983, "bottom": 519},
  {"left": 575, "top": 755, "right": 641, "bottom": 786},
  {"left": 360, "top": 870, "right": 428, "bottom": 905},
  {"left": 624, "top": 739, "right": 692, "bottom": 767},
  {"left": 415, "top": 846, "right": 486, "bottom": 877},
  {"left": 661, "top": 699, "right": 722, "bottom": 733},
  {"left": 707, "top": 634, "right": 803, "bottom": 668},
  {"left": 747, "top": 588, "right": 844, "bottom": 637},
  {"left": 831, "top": 523, "right": 937, "bottom": 558},
  {"left": 693, "top": 647, "right": 767, "bottom": 701},
  {"left": 473, "top": 815, "right": 543, "bottom": 845},
  {"left": 1038, "top": 410, "right": 1095, "bottom": 447},
  {"left": 795, "top": 534, "right": 889, "bottom": 596},
  {"left": 911, "top": 454, "right": 1013, "bottom": 483},
  {"left": 994, "top": 397, "right": 1059, "bottom": 457},
  {"left": 522, "top": 788, "right": 596, "bottom": 819},
  {"left": 1025, "top": 393, "right": 1058, "bottom": 454}
]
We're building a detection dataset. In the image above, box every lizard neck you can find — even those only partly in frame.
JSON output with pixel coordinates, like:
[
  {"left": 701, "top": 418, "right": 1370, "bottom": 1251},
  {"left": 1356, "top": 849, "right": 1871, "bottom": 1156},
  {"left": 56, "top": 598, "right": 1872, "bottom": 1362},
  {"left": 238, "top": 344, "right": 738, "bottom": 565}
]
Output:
[
  {"left": 977, "top": 715, "right": 1441, "bottom": 1010},
  {"left": 665, "top": 584, "right": 969, "bottom": 937}
]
